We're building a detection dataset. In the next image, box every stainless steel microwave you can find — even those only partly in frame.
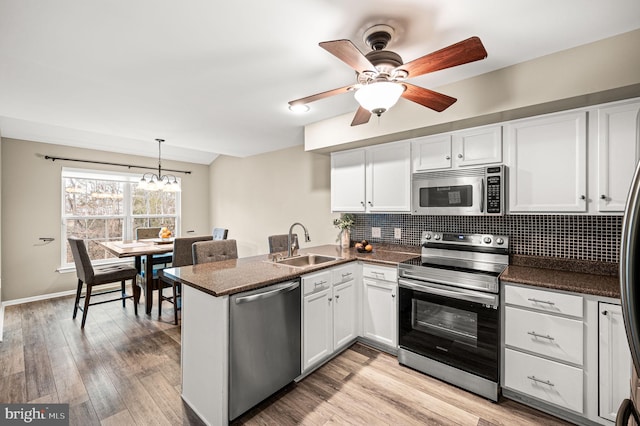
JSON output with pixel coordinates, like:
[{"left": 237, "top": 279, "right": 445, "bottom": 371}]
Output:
[{"left": 411, "top": 165, "right": 505, "bottom": 215}]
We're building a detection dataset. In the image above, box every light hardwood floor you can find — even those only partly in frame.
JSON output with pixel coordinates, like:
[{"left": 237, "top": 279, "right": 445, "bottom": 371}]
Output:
[{"left": 0, "top": 294, "right": 571, "bottom": 425}]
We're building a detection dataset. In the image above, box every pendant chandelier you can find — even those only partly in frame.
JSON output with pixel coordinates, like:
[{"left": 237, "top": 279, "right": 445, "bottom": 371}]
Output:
[{"left": 138, "top": 139, "right": 181, "bottom": 192}]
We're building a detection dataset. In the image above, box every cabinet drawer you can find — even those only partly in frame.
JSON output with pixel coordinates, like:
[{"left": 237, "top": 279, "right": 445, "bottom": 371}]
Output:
[
  {"left": 302, "top": 271, "right": 331, "bottom": 296},
  {"left": 332, "top": 264, "right": 356, "bottom": 286},
  {"left": 504, "top": 348, "right": 583, "bottom": 413},
  {"left": 505, "top": 285, "right": 583, "bottom": 318},
  {"left": 505, "top": 306, "right": 583, "bottom": 365},
  {"left": 362, "top": 264, "right": 397, "bottom": 282}
]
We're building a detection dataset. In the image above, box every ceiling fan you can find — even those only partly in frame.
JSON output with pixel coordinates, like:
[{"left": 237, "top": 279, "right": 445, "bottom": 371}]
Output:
[{"left": 288, "top": 25, "right": 488, "bottom": 126}]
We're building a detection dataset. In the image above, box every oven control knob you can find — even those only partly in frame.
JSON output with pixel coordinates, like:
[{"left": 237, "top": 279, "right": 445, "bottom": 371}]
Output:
[
  {"left": 483, "top": 237, "right": 492, "bottom": 244},
  {"left": 434, "top": 234, "right": 441, "bottom": 241},
  {"left": 424, "top": 233, "right": 432, "bottom": 240},
  {"left": 496, "top": 238, "right": 504, "bottom": 245}
]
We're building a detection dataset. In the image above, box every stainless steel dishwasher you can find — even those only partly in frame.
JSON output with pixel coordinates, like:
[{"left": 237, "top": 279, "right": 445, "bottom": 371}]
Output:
[{"left": 229, "top": 279, "right": 301, "bottom": 421}]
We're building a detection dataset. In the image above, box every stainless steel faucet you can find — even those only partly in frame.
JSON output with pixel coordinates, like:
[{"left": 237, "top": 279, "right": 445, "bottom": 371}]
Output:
[{"left": 288, "top": 222, "right": 310, "bottom": 258}]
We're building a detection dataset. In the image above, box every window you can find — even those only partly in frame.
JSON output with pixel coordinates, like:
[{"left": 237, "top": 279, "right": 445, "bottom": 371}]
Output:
[{"left": 61, "top": 168, "right": 180, "bottom": 267}]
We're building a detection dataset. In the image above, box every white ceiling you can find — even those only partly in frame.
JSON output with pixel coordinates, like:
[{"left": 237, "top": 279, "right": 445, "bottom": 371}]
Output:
[{"left": 1, "top": 0, "right": 639, "bottom": 164}]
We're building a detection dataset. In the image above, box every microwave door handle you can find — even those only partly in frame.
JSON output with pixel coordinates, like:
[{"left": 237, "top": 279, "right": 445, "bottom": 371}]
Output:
[{"left": 480, "top": 178, "right": 485, "bottom": 213}]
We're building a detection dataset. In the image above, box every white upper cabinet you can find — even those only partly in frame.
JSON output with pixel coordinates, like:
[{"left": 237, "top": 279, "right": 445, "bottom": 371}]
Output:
[
  {"left": 506, "top": 111, "right": 587, "bottom": 212},
  {"left": 366, "top": 142, "right": 411, "bottom": 212},
  {"left": 412, "top": 125, "right": 502, "bottom": 172},
  {"left": 452, "top": 125, "right": 503, "bottom": 167},
  {"left": 331, "top": 141, "right": 411, "bottom": 213},
  {"left": 331, "top": 149, "right": 366, "bottom": 212},
  {"left": 412, "top": 134, "right": 452, "bottom": 171},
  {"left": 597, "top": 100, "right": 640, "bottom": 212}
]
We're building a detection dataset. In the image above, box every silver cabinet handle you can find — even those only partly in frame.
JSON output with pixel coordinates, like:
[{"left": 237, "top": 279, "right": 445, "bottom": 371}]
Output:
[
  {"left": 335, "top": 295, "right": 340, "bottom": 300},
  {"left": 314, "top": 280, "right": 327, "bottom": 287},
  {"left": 527, "top": 331, "right": 555, "bottom": 341},
  {"left": 527, "top": 376, "right": 555, "bottom": 387},
  {"left": 341, "top": 272, "right": 352, "bottom": 277},
  {"left": 368, "top": 201, "right": 373, "bottom": 206},
  {"left": 457, "top": 153, "right": 463, "bottom": 159},
  {"left": 527, "top": 298, "right": 555, "bottom": 305},
  {"left": 391, "top": 294, "right": 395, "bottom": 298},
  {"left": 602, "top": 310, "right": 608, "bottom": 316},
  {"left": 580, "top": 195, "right": 586, "bottom": 200},
  {"left": 360, "top": 201, "right": 365, "bottom": 206},
  {"left": 445, "top": 155, "right": 451, "bottom": 160},
  {"left": 600, "top": 194, "right": 607, "bottom": 200},
  {"left": 328, "top": 297, "right": 332, "bottom": 302}
]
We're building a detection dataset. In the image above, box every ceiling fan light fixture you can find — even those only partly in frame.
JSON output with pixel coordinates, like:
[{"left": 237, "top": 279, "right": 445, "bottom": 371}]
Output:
[{"left": 354, "top": 82, "right": 404, "bottom": 116}]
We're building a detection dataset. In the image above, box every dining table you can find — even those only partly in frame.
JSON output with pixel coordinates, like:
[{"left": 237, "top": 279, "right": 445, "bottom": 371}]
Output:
[{"left": 100, "top": 239, "right": 174, "bottom": 315}]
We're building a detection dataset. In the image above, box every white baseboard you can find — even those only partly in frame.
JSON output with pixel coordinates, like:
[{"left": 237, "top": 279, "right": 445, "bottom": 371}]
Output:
[{"left": 1, "top": 283, "right": 122, "bottom": 308}]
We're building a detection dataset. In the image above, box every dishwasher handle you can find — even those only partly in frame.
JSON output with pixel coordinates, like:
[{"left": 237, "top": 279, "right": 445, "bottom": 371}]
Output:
[{"left": 234, "top": 281, "right": 299, "bottom": 304}]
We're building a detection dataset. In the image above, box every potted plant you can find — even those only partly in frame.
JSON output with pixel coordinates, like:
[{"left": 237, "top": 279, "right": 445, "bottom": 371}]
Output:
[{"left": 333, "top": 213, "right": 355, "bottom": 248}]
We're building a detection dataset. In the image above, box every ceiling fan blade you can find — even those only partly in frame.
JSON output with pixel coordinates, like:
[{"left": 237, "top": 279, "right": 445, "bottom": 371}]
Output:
[
  {"left": 350, "top": 106, "right": 372, "bottom": 126},
  {"left": 289, "top": 84, "right": 355, "bottom": 106},
  {"left": 397, "top": 36, "right": 488, "bottom": 78},
  {"left": 319, "top": 39, "right": 376, "bottom": 74},
  {"left": 401, "top": 83, "right": 457, "bottom": 112}
]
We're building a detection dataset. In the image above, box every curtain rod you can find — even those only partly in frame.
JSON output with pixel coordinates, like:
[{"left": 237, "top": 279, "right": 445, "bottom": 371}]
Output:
[{"left": 44, "top": 155, "right": 192, "bottom": 174}]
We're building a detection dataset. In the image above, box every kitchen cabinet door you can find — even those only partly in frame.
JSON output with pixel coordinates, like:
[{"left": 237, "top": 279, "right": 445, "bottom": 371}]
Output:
[
  {"left": 598, "top": 303, "right": 632, "bottom": 422},
  {"left": 597, "top": 101, "right": 640, "bottom": 212},
  {"left": 506, "top": 111, "right": 587, "bottom": 212},
  {"left": 412, "top": 134, "right": 452, "bottom": 172},
  {"left": 366, "top": 141, "right": 411, "bottom": 212},
  {"left": 302, "top": 287, "right": 333, "bottom": 371},
  {"left": 362, "top": 277, "right": 397, "bottom": 349},
  {"left": 452, "top": 125, "right": 502, "bottom": 167},
  {"left": 333, "top": 280, "right": 357, "bottom": 349},
  {"left": 331, "top": 149, "right": 366, "bottom": 212}
]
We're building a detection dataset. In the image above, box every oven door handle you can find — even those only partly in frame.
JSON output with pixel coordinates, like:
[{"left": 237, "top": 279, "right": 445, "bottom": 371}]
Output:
[
  {"left": 399, "top": 278, "right": 498, "bottom": 307},
  {"left": 480, "top": 178, "right": 485, "bottom": 213}
]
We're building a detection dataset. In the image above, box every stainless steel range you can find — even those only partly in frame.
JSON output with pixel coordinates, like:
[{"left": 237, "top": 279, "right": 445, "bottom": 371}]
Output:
[{"left": 397, "top": 231, "right": 509, "bottom": 401}]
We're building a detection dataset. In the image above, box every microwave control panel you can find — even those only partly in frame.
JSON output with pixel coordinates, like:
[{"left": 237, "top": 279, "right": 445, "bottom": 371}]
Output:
[{"left": 485, "top": 166, "right": 503, "bottom": 214}]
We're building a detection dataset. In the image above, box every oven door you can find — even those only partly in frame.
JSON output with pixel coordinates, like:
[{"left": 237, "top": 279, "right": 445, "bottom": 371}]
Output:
[
  {"left": 398, "top": 278, "right": 499, "bottom": 382},
  {"left": 412, "top": 176, "right": 484, "bottom": 215}
]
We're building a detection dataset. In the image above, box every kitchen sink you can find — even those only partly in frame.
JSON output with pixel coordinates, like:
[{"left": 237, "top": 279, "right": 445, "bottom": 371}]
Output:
[{"left": 271, "top": 254, "right": 342, "bottom": 268}]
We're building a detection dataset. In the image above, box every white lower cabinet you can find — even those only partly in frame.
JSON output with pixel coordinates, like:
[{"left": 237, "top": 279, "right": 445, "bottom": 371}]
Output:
[
  {"left": 301, "top": 264, "right": 357, "bottom": 373},
  {"left": 504, "top": 284, "right": 585, "bottom": 414},
  {"left": 504, "top": 348, "right": 583, "bottom": 413},
  {"left": 302, "top": 272, "right": 333, "bottom": 370},
  {"left": 598, "top": 302, "right": 632, "bottom": 422},
  {"left": 505, "top": 306, "right": 583, "bottom": 365},
  {"left": 503, "top": 282, "right": 631, "bottom": 425},
  {"left": 362, "top": 264, "right": 397, "bottom": 350}
]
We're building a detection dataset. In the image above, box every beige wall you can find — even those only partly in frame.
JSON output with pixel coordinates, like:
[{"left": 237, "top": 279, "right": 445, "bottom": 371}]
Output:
[
  {"left": 0, "top": 138, "right": 210, "bottom": 302},
  {"left": 209, "top": 145, "right": 338, "bottom": 257},
  {"left": 305, "top": 28, "right": 640, "bottom": 151}
]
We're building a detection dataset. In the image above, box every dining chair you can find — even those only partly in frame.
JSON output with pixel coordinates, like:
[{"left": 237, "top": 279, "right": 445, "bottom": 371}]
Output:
[
  {"left": 158, "top": 235, "right": 213, "bottom": 324},
  {"left": 192, "top": 239, "right": 238, "bottom": 264},
  {"left": 68, "top": 237, "right": 139, "bottom": 328},
  {"left": 268, "top": 234, "right": 298, "bottom": 254},
  {"left": 212, "top": 227, "right": 229, "bottom": 240},
  {"left": 135, "top": 227, "right": 173, "bottom": 266}
]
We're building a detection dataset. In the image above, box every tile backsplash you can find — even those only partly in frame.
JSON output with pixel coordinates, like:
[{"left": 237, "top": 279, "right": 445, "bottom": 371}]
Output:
[{"left": 350, "top": 214, "right": 623, "bottom": 263}]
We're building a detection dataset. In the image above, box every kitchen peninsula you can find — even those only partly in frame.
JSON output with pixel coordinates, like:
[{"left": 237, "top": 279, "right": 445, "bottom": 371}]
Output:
[{"left": 160, "top": 244, "right": 419, "bottom": 425}]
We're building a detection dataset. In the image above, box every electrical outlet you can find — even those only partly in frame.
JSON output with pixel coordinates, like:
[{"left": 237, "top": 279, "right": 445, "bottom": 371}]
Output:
[
  {"left": 371, "top": 227, "right": 381, "bottom": 238},
  {"left": 394, "top": 228, "right": 402, "bottom": 239}
]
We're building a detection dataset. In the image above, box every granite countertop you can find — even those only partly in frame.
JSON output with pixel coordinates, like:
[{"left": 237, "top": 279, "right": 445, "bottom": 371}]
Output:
[
  {"left": 161, "top": 242, "right": 621, "bottom": 299},
  {"left": 500, "top": 255, "right": 621, "bottom": 299},
  {"left": 160, "top": 243, "right": 420, "bottom": 297}
]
